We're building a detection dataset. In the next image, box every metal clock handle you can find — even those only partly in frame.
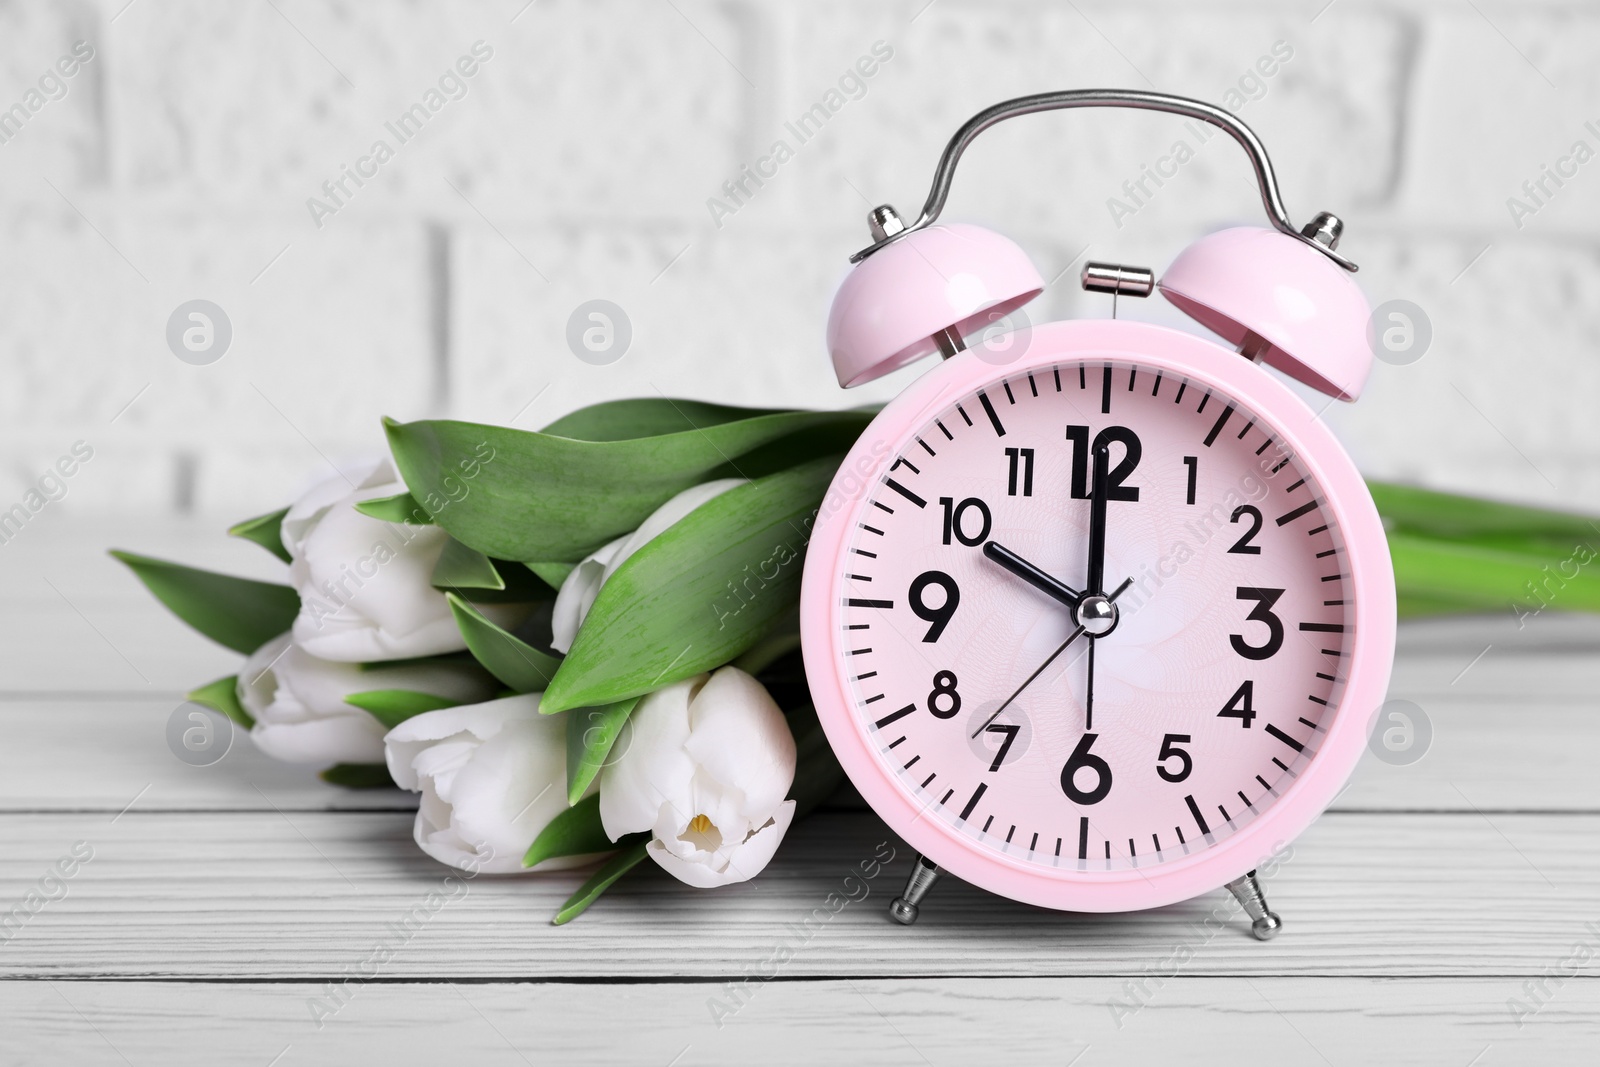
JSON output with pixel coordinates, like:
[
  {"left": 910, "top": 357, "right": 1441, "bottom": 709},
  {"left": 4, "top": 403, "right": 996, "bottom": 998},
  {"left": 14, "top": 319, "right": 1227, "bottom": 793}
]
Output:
[{"left": 850, "top": 88, "right": 1356, "bottom": 272}]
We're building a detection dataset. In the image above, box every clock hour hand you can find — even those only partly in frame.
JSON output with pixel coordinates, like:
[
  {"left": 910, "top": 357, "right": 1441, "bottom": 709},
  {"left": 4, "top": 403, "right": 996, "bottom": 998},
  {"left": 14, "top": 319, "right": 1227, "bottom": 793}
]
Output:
[{"left": 982, "top": 541, "right": 1082, "bottom": 607}]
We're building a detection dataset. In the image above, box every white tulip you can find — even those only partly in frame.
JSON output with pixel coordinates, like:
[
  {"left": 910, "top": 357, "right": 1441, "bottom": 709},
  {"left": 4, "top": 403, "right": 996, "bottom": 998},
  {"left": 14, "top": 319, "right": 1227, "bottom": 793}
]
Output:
[
  {"left": 600, "top": 667, "right": 797, "bottom": 888},
  {"left": 550, "top": 478, "right": 744, "bottom": 653},
  {"left": 283, "top": 459, "right": 522, "bottom": 662},
  {"left": 237, "top": 633, "right": 498, "bottom": 766},
  {"left": 385, "top": 694, "right": 594, "bottom": 874}
]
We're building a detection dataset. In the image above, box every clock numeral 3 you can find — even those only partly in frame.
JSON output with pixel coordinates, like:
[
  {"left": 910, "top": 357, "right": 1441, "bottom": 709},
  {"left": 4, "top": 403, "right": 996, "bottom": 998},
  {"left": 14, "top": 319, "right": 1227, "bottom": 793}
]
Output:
[
  {"left": 927, "top": 670, "right": 962, "bottom": 719},
  {"left": 1156, "top": 733, "right": 1193, "bottom": 782},
  {"left": 1228, "top": 505, "right": 1264, "bottom": 554},
  {"left": 1060, "top": 732, "right": 1112, "bottom": 805},
  {"left": 938, "top": 496, "right": 992, "bottom": 546},
  {"left": 1231, "top": 586, "right": 1285, "bottom": 660},
  {"left": 1065, "top": 425, "right": 1141, "bottom": 501},
  {"left": 908, "top": 570, "right": 960, "bottom": 642}
]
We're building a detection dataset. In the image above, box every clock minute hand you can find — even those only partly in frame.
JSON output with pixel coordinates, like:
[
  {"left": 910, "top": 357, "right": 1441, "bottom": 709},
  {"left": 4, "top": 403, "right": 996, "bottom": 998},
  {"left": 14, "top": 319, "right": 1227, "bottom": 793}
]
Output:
[
  {"left": 982, "top": 541, "right": 1082, "bottom": 606},
  {"left": 1086, "top": 438, "right": 1111, "bottom": 596}
]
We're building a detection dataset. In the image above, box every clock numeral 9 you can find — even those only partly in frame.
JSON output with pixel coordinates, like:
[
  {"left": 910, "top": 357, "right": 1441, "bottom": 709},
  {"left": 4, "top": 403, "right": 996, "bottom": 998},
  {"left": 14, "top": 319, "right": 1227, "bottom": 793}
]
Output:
[
  {"left": 1231, "top": 586, "right": 1285, "bottom": 660},
  {"left": 908, "top": 570, "right": 960, "bottom": 642},
  {"left": 1065, "top": 425, "right": 1142, "bottom": 501},
  {"left": 939, "top": 496, "right": 992, "bottom": 546},
  {"left": 927, "top": 670, "right": 962, "bottom": 719},
  {"left": 1060, "top": 732, "right": 1112, "bottom": 805},
  {"left": 1156, "top": 733, "right": 1193, "bottom": 783}
]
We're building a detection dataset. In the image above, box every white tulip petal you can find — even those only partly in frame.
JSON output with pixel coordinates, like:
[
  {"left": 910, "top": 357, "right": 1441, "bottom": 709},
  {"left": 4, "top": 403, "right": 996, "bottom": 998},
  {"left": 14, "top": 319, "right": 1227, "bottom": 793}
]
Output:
[
  {"left": 251, "top": 715, "right": 386, "bottom": 765},
  {"left": 598, "top": 675, "right": 703, "bottom": 839},
  {"left": 549, "top": 538, "right": 624, "bottom": 654},
  {"left": 599, "top": 667, "right": 800, "bottom": 889},
  {"left": 283, "top": 461, "right": 532, "bottom": 663},
  {"left": 602, "top": 478, "right": 745, "bottom": 587},
  {"left": 384, "top": 696, "right": 589, "bottom": 876},
  {"left": 236, "top": 633, "right": 292, "bottom": 722},
  {"left": 646, "top": 800, "right": 796, "bottom": 888},
  {"left": 683, "top": 667, "right": 796, "bottom": 819},
  {"left": 550, "top": 479, "right": 745, "bottom": 654}
]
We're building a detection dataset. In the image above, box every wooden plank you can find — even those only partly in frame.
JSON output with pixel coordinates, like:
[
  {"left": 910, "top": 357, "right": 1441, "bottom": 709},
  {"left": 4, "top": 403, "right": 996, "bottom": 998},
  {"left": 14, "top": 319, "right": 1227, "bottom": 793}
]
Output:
[
  {"left": 1, "top": 977, "right": 1594, "bottom": 1066},
  {"left": 1, "top": 810, "right": 1594, "bottom": 980},
  {"left": 0, "top": 699, "right": 417, "bottom": 813}
]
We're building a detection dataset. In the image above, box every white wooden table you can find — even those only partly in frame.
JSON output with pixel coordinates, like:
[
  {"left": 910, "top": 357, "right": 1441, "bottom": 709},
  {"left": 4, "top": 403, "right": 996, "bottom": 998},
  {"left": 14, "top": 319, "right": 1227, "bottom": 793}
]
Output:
[{"left": 4, "top": 520, "right": 1598, "bottom": 1064}]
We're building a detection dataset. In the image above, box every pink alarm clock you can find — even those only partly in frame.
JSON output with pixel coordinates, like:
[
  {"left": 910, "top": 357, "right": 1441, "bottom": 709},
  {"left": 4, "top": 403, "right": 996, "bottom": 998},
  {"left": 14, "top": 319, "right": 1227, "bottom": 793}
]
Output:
[{"left": 800, "top": 90, "right": 1395, "bottom": 939}]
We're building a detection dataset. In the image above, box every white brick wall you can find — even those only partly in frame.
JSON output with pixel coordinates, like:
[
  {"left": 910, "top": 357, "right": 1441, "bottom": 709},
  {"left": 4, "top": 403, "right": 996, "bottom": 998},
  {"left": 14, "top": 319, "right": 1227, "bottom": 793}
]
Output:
[{"left": 0, "top": 0, "right": 1596, "bottom": 518}]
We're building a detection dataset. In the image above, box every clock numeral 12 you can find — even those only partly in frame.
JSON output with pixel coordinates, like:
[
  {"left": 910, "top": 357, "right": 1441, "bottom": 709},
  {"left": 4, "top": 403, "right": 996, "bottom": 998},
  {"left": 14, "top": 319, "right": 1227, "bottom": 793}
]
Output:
[
  {"left": 1004, "top": 447, "right": 1034, "bottom": 496},
  {"left": 1065, "top": 425, "right": 1142, "bottom": 501}
]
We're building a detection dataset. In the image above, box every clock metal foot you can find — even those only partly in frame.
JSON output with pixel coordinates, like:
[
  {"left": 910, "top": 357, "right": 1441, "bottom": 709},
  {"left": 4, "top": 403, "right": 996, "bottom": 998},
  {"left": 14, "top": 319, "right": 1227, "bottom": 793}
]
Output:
[
  {"left": 1225, "top": 870, "right": 1283, "bottom": 941},
  {"left": 889, "top": 855, "right": 941, "bottom": 925}
]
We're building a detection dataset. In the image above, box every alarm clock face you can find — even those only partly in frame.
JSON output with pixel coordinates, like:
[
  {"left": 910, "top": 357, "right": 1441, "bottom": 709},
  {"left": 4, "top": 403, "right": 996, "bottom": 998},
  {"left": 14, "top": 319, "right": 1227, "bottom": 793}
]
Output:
[{"left": 803, "top": 320, "right": 1394, "bottom": 911}]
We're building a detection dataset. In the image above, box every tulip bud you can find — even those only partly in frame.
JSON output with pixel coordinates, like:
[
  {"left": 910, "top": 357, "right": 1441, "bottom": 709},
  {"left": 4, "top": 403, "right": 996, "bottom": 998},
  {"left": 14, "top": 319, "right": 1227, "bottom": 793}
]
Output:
[{"left": 600, "top": 667, "right": 797, "bottom": 888}]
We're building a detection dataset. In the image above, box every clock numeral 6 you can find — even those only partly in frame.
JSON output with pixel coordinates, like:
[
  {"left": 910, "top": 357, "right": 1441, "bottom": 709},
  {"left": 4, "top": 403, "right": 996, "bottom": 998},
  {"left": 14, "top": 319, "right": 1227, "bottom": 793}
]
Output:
[
  {"left": 1060, "top": 731, "right": 1112, "bottom": 805},
  {"left": 938, "top": 496, "right": 992, "bottom": 546},
  {"left": 908, "top": 570, "right": 960, "bottom": 642},
  {"left": 927, "top": 670, "right": 962, "bottom": 719},
  {"left": 1155, "top": 733, "right": 1193, "bottom": 783},
  {"left": 1231, "top": 586, "right": 1285, "bottom": 660}
]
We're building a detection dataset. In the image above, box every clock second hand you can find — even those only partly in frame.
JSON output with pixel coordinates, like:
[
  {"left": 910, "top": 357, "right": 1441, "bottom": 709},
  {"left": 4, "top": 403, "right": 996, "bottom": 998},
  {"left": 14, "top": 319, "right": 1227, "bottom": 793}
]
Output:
[{"left": 971, "top": 576, "right": 1134, "bottom": 739}]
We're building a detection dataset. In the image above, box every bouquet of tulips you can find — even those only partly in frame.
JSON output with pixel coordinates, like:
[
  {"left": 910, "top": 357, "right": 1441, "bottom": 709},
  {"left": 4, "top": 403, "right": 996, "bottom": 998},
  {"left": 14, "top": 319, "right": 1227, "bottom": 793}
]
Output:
[{"left": 114, "top": 398, "right": 1600, "bottom": 922}]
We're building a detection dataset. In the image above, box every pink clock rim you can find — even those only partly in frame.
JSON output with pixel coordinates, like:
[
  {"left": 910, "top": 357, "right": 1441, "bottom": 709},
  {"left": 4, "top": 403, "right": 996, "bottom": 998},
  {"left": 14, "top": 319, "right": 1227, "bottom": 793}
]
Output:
[{"left": 800, "top": 318, "right": 1397, "bottom": 913}]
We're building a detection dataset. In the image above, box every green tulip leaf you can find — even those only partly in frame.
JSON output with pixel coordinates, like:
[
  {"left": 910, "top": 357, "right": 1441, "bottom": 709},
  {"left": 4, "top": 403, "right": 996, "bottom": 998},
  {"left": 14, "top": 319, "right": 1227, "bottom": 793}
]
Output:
[
  {"left": 540, "top": 398, "right": 782, "bottom": 442},
  {"left": 110, "top": 550, "right": 300, "bottom": 655},
  {"left": 1370, "top": 480, "right": 1600, "bottom": 548},
  {"left": 187, "top": 675, "right": 254, "bottom": 729},
  {"left": 541, "top": 458, "right": 835, "bottom": 713},
  {"left": 552, "top": 839, "right": 652, "bottom": 926},
  {"left": 383, "top": 405, "right": 871, "bottom": 561},
  {"left": 226, "top": 507, "right": 291, "bottom": 563},
  {"left": 320, "top": 763, "right": 398, "bottom": 789},
  {"left": 344, "top": 689, "right": 465, "bottom": 731},
  {"left": 432, "top": 537, "right": 504, "bottom": 590},
  {"left": 446, "top": 592, "right": 561, "bottom": 692},
  {"left": 523, "top": 793, "right": 640, "bottom": 868},
  {"left": 563, "top": 697, "right": 640, "bottom": 805},
  {"left": 354, "top": 491, "right": 431, "bottom": 524},
  {"left": 526, "top": 561, "right": 575, "bottom": 590},
  {"left": 1388, "top": 530, "right": 1600, "bottom": 615}
]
